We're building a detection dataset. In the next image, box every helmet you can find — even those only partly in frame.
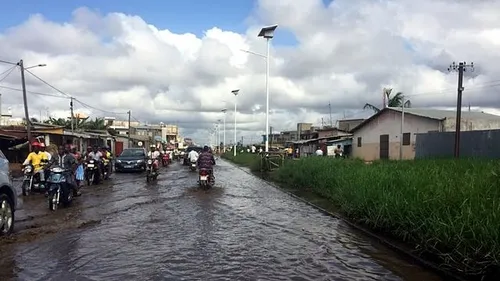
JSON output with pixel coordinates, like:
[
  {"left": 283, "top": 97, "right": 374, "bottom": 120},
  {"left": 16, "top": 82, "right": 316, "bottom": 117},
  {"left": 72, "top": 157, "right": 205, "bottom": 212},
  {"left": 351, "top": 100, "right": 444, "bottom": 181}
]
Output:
[{"left": 31, "top": 141, "right": 41, "bottom": 147}]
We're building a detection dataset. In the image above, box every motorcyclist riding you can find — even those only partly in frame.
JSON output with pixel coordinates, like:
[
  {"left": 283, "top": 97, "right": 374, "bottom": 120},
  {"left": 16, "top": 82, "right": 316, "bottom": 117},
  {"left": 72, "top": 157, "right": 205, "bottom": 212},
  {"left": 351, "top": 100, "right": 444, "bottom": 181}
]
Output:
[
  {"left": 101, "top": 146, "right": 112, "bottom": 176},
  {"left": 197, "top": 145, "right": 216, "bottom": 182},
  {"left": 188, "top": 148, "right": 199, "bottom": 164},
  {"left": 87, "top": 145, "right": 104, "bottom": 178},
  {"left": 147, "top": 145, "right": 161, "bottom": 171},
  {"left": 51, "top": 145, "right": 80, "bottom": 196},
  {"left": 22, "top": 141, "right": 49, "bottom": 188}
]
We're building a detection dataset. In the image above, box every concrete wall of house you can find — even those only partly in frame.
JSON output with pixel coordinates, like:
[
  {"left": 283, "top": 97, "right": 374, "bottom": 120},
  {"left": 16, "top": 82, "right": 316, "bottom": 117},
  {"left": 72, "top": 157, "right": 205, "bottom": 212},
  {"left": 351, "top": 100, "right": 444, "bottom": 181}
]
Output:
[
  {"left": 352, "top": 110, "right": 442, "bottom": 161},
  {"left": 339, "top": 119, "right": 364, "bottom": 132},
  {"left": 415, "top": 129, "right": 500, "bottom": 158},
  {"left": 443, "top": 118, "right": 500, "bottom": 131}
]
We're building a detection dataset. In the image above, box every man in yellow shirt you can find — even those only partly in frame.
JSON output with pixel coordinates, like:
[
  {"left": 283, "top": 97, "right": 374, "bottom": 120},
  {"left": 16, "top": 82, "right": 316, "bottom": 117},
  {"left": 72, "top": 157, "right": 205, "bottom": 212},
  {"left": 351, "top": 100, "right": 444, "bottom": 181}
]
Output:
[{"left": 22, "top": 141, "right": 49, "bottom": 183}]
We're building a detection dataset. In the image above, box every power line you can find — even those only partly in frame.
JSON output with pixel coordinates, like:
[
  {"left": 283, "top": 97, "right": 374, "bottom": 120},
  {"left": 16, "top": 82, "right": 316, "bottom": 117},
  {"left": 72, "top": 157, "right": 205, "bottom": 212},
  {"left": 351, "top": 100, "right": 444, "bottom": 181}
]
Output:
[
  {"left": 0, "top": 85, "right": 70, "bottom": 99},
  {"left": 0, "top": 66, "right": 16, "bottom": 82},
  {"left": 24, "top": 69, "right": 127, "bottom": 115}
]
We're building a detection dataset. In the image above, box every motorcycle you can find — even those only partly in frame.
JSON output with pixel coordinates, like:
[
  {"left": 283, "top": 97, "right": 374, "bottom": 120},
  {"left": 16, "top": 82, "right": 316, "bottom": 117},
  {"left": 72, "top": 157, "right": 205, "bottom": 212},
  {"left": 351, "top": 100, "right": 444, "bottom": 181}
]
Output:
[
  {"left": 103, "top": 161, "right": 110, "bottom": 180},
  {"left": 162, "top": 153, "right": 170, "bottom": 167},
  {"left": 190, "top": 160, "right": 197, "bottom": 172},
  {"left": 46, "top": 166, "right": 75, "bottom": 211},
  {"left": 21, "top": 163, "right": 47, "bottom": 196},
  {"left": 85, "top": 159, "right": 100, "bottom": 186},
  {"left": 198, "top": 168, "right": 214, "bottom": 189},
  {"left": 146, "top": 158, "right": 159, "bottom": 182}
]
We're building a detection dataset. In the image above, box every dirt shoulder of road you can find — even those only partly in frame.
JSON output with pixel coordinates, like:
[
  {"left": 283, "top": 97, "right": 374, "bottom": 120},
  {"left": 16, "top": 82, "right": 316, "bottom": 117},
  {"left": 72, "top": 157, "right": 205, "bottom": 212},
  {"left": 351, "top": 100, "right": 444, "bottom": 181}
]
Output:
[{"left": 221, "top": 154, "right": 482, "bottom": 281}]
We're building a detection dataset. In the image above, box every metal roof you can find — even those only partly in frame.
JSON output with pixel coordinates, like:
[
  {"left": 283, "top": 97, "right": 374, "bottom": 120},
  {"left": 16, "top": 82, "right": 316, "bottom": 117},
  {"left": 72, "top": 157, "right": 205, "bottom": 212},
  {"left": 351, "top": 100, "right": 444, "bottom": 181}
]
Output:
[
  {"left": 351, "top": 107, "right": 500, "bottom": 133},
  {"left": 389, "top": 107, "right": 500, "bottom": 120}
]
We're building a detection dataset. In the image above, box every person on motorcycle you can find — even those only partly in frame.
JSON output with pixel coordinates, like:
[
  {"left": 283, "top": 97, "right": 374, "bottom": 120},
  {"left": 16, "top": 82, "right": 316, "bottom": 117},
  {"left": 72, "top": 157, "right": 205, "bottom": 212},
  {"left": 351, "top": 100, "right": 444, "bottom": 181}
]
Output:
[
  {"left": 87, "top": 145, "right": 104, "bottom": 177},
  {"left": 22, "top": 141, "right": 49, "bottom": 187},
  {"left": 101, "top": 146, "right": 112, "bottom": 176},
  {"left": 197, "top": 145, "right": 216, "bottom": 181},
  {"left": 71, "top": 147, "right": 85, "bottom": 187},
  {"left": 40, "top": 143, "right": 52, "bottom": 161},
  {"left": 188, "top": 148, "right": 199, "bottom": 164},
  {"left": 52, "top": 145, "right": 80, "bottom": 196},
  {"left": 147, "top": 145, "right": 161, "bottom": 171}
]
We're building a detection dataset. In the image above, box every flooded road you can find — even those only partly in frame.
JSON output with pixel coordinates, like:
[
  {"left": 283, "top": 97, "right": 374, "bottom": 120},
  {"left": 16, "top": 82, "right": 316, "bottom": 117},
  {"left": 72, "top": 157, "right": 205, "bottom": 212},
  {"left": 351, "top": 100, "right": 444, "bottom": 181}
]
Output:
[{"left": 0, "top": 160, "right": 444, "bottom": 280}]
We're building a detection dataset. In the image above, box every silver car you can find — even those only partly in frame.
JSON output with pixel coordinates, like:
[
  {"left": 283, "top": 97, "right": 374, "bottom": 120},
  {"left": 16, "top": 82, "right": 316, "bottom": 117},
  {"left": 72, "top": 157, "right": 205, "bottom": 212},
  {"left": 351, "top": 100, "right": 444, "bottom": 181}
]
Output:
[{"left": 0, "top": 149, "right": 16, "bottom": 235}]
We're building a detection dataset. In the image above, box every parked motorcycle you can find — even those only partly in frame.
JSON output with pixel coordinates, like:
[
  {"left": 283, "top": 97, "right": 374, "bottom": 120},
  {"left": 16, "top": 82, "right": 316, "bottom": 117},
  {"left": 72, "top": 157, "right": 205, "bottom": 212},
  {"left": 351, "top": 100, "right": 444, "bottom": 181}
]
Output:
[
  {"left": 198, "top": 168, "right": 213, "bottom": 189},
  {"left": 46, "top": 166, "right": 75, "bottom": 211},
  {"left": 21, "top": 163, "right": 47, "bottom": 196},
  {"left": 146, "top": 158, "right": 159, "bottom": 182},
  {"left": 85, "top": 159, "right": 100, "bottom": 186}
]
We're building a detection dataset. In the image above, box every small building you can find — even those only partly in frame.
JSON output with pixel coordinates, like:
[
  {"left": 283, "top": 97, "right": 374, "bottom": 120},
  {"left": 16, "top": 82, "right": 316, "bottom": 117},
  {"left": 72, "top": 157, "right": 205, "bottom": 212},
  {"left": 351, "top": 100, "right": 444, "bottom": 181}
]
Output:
[{"left": 351, "top": 107, "right": 500, "bottom": 161}]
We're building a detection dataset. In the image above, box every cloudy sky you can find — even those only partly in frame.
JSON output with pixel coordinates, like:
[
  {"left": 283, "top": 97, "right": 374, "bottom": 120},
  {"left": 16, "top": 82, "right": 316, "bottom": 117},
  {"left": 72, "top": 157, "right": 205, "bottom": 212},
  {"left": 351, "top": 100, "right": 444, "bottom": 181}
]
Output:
[{"left": 1, "top": 0, "right": 499, "bottom": 145}]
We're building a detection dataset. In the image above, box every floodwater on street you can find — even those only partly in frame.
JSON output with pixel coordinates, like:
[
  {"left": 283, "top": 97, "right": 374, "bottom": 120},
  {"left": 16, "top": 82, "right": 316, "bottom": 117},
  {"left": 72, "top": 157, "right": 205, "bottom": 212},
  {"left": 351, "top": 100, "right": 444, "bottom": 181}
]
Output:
[{"left": 0, "top": 160, "right": 444, "bottom": 281}]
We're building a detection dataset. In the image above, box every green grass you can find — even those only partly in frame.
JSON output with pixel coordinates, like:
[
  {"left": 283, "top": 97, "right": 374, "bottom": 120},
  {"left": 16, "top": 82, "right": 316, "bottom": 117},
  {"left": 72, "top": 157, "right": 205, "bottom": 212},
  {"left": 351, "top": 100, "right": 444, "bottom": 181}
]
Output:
[
  {"left": 221, "top": 152, "right": 261, "bottom": 171},
  {"left": 271, "top": 157, "right": 500, "bottom": 277}
]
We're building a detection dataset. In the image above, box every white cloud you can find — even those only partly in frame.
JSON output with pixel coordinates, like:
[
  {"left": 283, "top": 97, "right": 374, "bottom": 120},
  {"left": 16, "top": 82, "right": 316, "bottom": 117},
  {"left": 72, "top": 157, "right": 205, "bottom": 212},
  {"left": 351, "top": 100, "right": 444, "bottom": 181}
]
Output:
[{"left": 1, "top": 0, "right": 499, "bottom": 144}]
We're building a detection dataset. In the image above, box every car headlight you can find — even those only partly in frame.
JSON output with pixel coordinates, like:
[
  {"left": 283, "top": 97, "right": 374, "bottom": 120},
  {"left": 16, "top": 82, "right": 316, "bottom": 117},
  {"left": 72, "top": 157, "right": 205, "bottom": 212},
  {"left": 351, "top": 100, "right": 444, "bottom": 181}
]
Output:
[
  {"left": 116, "top": 160, "right": 121, "bottom": 163},
  {"left": 24, "top": 167, "right": 32, "bottom": 173},
  {"left": 147, "top": 160, "right": 153, "bottom": 164},
  {"left": 137, "top": 160, "right": 144, "bottom": 163}
]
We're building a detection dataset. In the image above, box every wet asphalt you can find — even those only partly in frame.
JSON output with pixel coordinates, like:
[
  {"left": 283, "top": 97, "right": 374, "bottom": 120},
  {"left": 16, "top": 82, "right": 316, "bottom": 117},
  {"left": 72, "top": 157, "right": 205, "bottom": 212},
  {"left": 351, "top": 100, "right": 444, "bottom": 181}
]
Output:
[{"left": 0, "top": 160, "right": 444, "bottom": 281}]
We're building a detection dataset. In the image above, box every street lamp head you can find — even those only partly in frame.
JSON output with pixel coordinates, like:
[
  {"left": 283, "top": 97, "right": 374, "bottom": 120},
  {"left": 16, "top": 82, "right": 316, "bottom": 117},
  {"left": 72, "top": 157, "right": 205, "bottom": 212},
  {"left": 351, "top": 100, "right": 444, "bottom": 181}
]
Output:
[
  {"left": 221, "top": 108, "right": 227, "bottom": 113},
  {"left": 38, "top": 64, "right": 47, "bottom": 67},
  {"left": 258, "top": 25, "right": 278, "bottom": 39},
  {"left": 231, "top": 89, "right": 240, "bottom": 96}
]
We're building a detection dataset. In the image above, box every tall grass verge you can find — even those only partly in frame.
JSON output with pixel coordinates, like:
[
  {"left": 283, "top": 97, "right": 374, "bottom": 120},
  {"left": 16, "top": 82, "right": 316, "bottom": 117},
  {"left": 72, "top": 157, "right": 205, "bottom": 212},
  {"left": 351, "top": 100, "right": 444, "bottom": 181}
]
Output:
[
  {"left": 273, "top": 157, "right": 500, "bottom": 278},
  {"left": 221, "top": 152, "right": 261, "bottom": 172}
]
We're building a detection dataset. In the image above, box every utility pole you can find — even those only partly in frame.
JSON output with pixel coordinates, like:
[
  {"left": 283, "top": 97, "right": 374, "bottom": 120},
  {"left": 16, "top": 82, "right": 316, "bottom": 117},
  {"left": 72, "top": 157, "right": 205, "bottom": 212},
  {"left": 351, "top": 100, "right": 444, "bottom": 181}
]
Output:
[
  {"left": 328, "top": 102, "right": 333, "bottom": 127},
  {"left": 19, "top": 60, "right": 31, "bottom": 149},
  {"left": 127, "top": 110, "right": 131, "bottom": 147},
  {"left": 270, "top": 126, "right": 273, "bottom": 148},
  {"left": 70, "top": 97, "right": 74, "bottom": 133},
  {"left": 399, "top": 97, "right": 405, "bottom": 160},
  {"left": 222, "top": 108, "right": 227, "bottom": 152},
  {"left": 448, "top": 61, "right": 474, "bottom": 158}
]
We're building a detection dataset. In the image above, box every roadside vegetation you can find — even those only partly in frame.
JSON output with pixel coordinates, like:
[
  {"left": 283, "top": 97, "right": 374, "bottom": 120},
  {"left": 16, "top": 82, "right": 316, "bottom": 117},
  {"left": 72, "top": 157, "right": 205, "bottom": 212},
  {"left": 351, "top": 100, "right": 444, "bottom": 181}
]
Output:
[
  {"left": 223, "top": 153, "right": 500, "bottom": 278},
  {"left": 273, "top": 157, "right": 500, "bottom": 278},
  {"left": 221, "top": 152, "right": 261, "bottom": 171}
]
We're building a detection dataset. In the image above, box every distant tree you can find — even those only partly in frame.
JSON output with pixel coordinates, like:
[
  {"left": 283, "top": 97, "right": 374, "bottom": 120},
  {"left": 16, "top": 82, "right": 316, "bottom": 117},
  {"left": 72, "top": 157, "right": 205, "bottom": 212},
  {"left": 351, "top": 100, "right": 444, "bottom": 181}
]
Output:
[
  {"left": 363, "top": 89, "right": 411, "bottom": 113},
  {"left": 84, "top": 117, "right": 107, "bottom": 130}
]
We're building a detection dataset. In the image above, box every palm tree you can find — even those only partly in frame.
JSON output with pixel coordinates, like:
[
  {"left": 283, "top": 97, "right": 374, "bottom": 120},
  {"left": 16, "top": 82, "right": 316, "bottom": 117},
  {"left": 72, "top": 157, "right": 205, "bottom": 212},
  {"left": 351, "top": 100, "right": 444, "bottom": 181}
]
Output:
[
  {"left": 363, "top": 89, "right": 411, "bottom": 113},
  {"left": 45, "top": 117, "right": 70, "bottom": 127},
  {"left": 84, "top": 117, "right": 107, "bottom": 130}
]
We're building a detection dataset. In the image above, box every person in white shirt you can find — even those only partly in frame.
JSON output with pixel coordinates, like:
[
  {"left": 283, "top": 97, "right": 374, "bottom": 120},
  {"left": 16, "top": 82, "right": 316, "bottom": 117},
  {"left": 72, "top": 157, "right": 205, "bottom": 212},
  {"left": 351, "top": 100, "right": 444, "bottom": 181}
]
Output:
[
  {"left": 315, "top": 147, "right": 324, "bottom": 156},
  {"left": 147, "top": 146, "right": 161, "bottom": 170},
  {"left": 40, "top": 143, "right": 52, "bottom": 161},
  {"left": 188, "top": 149, "right": 199, "bottom": 163},
  {"left": 148, "top": 146, "right": 161, "bottom": 159}
]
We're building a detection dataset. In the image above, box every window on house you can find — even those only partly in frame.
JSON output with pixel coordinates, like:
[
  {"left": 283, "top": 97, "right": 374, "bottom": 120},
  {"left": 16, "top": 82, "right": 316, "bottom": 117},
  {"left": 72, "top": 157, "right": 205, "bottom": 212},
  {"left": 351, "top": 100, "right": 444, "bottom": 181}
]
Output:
[
  {"left": 402, "top": 133, "right": 411, "bottom": 146},
  {"left": 357, "top": 137, "right": 362, "bottom": 147}
]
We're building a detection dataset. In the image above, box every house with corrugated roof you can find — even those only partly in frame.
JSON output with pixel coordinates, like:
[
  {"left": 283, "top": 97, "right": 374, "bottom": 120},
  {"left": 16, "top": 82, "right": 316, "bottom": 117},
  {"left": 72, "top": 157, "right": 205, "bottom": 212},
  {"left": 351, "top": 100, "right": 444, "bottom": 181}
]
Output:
[{"left": 350, "top": 107, "right": 500, "bottom": 161}]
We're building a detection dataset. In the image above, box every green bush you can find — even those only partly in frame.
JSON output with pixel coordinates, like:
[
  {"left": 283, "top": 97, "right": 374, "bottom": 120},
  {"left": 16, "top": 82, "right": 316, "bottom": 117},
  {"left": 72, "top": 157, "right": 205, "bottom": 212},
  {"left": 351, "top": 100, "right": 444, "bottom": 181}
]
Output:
[{"left": 273, "top": 157, "right": 500, "bottom": 276}]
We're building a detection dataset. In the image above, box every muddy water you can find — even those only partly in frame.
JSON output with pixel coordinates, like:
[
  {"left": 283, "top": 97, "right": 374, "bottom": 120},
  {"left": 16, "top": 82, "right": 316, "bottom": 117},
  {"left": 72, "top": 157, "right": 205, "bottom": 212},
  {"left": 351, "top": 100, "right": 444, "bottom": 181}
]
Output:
[{"left": 0, "top": 160, "right": 444, "bottom": 280}]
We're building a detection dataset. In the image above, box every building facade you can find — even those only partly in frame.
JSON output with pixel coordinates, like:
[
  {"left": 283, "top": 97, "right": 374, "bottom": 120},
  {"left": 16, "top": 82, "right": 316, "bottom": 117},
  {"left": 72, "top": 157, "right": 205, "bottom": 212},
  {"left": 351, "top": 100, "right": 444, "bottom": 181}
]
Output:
[{"left": 351, "top": 107, "right": 500, "bottom": 161}]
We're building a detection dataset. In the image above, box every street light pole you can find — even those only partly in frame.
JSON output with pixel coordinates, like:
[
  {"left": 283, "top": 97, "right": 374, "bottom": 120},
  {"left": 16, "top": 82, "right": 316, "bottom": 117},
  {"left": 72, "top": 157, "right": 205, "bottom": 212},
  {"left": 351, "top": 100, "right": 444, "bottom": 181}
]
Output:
[
  {"left": 221, "top": 108, "right": 227, "bottom": 153},
  {"left": 231, "top": 89, "right": 239, "bottom": 157},
  {"left": 258, "top": 25, "right": 278, "bottom": 153}
]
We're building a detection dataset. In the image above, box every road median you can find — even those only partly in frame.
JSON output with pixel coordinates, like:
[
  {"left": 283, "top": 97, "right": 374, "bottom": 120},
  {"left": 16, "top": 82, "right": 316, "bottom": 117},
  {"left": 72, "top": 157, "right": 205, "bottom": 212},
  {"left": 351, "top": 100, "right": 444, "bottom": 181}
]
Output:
[{"left": 222, "top": 152, "right": 500, "bottom": 281}]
